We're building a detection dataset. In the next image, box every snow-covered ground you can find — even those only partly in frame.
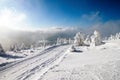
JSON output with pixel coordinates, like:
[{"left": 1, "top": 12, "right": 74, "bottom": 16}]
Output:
[
  {"left": 41, "top": 40, "right": 120, "bottom": 80},
  {"left": 0, "top": 45, "right": 70, "bottom": 80},
  {"left": 0, "top": 40, "right": 120, "bottom": 80},
  {"left": 0, "top": 46, "right": 52, "bottom": 66}
]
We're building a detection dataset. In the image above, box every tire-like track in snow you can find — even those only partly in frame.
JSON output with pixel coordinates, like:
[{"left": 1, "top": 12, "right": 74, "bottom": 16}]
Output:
[{"left": 0, "top": 45, "right": 69, "bottom": 80}]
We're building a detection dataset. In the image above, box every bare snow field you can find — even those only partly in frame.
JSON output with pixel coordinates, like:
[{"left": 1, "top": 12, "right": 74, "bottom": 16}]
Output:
[{"left": 0, "top": 40, "right": 120, "bottom": 80}]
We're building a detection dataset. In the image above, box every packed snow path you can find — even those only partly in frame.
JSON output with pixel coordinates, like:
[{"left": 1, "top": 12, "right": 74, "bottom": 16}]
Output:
[{"left": 0, "top": 45, "right": 70, "bottom": 80}]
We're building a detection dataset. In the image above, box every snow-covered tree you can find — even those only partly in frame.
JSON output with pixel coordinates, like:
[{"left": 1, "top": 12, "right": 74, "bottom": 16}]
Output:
[
  {"left": 84, "top": 35, "right": 90, "bottom": 45},
  {"left": 63, "top": 38, "right": 67, "bottom": 44},
  {"left": 108, "top": 35, "right": 115, "bottom": 40},
  {"left": 37, "top": 39, "right": 48, "bottom": 48},
  {"left": 90, "top": 30, "right": 102, "bottom": 47},
  {"left": 20, "top": 43, "right": 26, "bottom": 50},
  {"left": 56, "top": 38, "right": 60, "bottom": 45},
  {"left": 56, "top": 38, "right": 69, "bottom": 45},
  {"left": 94, "top": 30, "right": 102, "bottom": 45},
  {"left": 43, "top": 40, "right": 46, "bottom": 48},
  {"left": 74, "top": 32, "right": 84, "bottom": 46},
  {"left": 0, "top": 43, "right": 5, "bottom": 53},
  {"left": 90, "top": 35, "right": 96, "bottom": 47},
  {"left": 9, "top": 45, "right": 14, "bottom": 51},
  {"left": 103, "top": 37, "right": 108, "bottom": 41},
  {"left": 108, "top": 32, "right": 120, "bottom": 40},
  {"left": 14, "top": 44, "right": 19, "bottom": 52},
  {"left": 10, "top": 44, "right": 20, "bottom": 52},
  {"left": 115, "top": 32, "right": 120, "bottom": 39},
  {"left": 68, "top": 38, "right": 73, "bottom": 44}
]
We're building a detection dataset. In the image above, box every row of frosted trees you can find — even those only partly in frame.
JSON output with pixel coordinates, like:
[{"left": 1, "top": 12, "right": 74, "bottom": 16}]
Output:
[
  {"left": 0, "top": 38, "right": 73, "bottom": 53},
  {"left": 56, "top": 38, "right": 73, "bottom": 45},
  {"left": 0, "top": 31, "right": 120, "bottom": 53},
  {"left": 9, "top": 43, "right": 26, "bottom": 52},
  {"left": 108, "top": 33, "right": 120, "bottom": 40},
  {"left": 74, "top": 30, "right": 102, "bottom": 47},
  {"left": 56, "top": 31, "right": 120, "bottom": 47}
]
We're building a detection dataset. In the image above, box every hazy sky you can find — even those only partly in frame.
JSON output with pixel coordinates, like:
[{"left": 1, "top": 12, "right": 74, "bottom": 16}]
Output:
[{"left": 0, "top": 0, "right": 120, "bottom": 30}]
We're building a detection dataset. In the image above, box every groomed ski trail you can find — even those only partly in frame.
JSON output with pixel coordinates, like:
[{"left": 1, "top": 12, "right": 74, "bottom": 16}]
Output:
[{"left": 0, "top": 45, "right": 70, "bottom": 80}]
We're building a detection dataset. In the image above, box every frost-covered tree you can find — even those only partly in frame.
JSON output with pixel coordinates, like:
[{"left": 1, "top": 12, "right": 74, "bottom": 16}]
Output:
[
  {"left": 56, "top": 38, "right": 60, "bottom": 45},
  {"left": 115, "top": 32, "right": 120, "bottom": 39},
  {"left": 94, "top": 30, "right": 102, "bottom": 45},
  {"left": 20, "top": 43, "right": 26, "bottom": 50},
  {"left": 57, "top": 38, "right": 63, "bottom": 45},
  {"left": 103, "top": 37, "right": 108, "bottom": 41},
  {"left": 0, "top": 43, "right": 5, "bottom": 53},
  {"left": 14, "top": 44, "right": 19, "bottom": 52},
  {"left": 84, "top": 35, "right": 90, "bottom": 45},
  {"left": 68, "top": 38, "right": 73, "bottom": 44},
  {"left": 56, "top": 38, "right": 69, "bottom": 45},
  {"left": 74, "top": 32, "right": 84, "bottom": 46},
  {"left": 63, "top": 38, "right": 67, "bottom": 44},
  {"left": 108, "top": 34, "right": 116, "bottom": 40},
  {"left": 42, "top": 39, "right": 48, "bottom": 48},
  {"left": 90, "top": 35, "right": 96, "bottom": 47},
  {"left": 90, "top": 30, "right": 102, "bottom": 47},
  {"left": 108, "top": 32, "right": 120, "bottom": 40},
  {"left": 10, "top": 44, "right": 20, "bottom": 52},
  {"left": 9, "top": 45, "right": 14, "bottom": 51}
]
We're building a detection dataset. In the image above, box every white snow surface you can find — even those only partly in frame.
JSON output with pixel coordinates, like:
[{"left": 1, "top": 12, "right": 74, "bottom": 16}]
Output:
[
  {"left": 41, "top": 40, "right": 120, "bottom": 80},
  {"left": 0, "top": 46, "right": 51, "bottom": 65},
  {"left": 0, "top": 40, "right": 120, "bottom": 80},
  {"left": 0, "top": 45, "right": 69, "bottom": 80}
]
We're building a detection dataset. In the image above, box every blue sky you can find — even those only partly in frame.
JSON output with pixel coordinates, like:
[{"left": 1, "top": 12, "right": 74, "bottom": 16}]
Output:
[{"left": 0, "top": 0, "right": 120, "bottom": 30}]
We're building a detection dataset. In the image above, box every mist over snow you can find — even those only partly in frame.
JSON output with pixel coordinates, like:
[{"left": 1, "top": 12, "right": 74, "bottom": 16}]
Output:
[
  {"left": 0, "top": 23, "right": 120, "bottom": 51},
  {"left": 0, "top": 27, "right": 81, "bottom": 50},
  {"left": 86, "top": 20, "right": 120, "bottom": 37}
]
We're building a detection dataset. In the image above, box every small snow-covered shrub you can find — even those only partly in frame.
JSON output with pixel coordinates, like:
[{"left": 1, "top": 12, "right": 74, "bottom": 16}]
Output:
[{"left": 69, "top": 45, "right": 76, "bottom": 52}]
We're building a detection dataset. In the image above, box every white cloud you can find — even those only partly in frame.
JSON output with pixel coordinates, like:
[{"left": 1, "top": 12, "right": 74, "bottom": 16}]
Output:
[
  {"left": 0, "top": 8, "right": 27, "bottom": 32},
  {"left": 91, "top": 20, "right": 120, "bottom": 37},
  {"left": 80, "top": 11, "right": 120, "bottom": 37},
  {"left": 80, "top": 11, "right": 102, "bottom": 27},
  {"left": 81, "top": 11, "right": 101, "bottom": 21}
]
